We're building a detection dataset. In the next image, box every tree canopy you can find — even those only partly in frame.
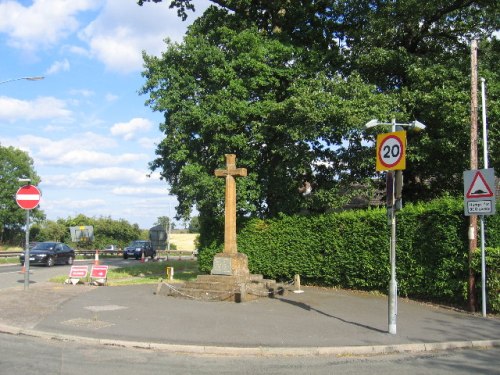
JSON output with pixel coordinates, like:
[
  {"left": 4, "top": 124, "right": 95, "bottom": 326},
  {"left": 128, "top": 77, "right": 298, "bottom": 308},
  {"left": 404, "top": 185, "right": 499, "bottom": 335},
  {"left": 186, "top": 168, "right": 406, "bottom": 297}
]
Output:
[
  {"left": 139, "top": 0, "right": 499, "bottom": 245},
  {"left": 0, "top": 144, "right": 43, "bottom": 243}
]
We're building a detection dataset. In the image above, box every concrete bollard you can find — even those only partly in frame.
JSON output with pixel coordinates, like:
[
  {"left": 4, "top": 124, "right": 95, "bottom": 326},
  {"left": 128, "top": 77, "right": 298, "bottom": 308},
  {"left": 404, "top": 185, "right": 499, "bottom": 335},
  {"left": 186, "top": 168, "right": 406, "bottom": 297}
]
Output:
[
  {"left": 293, "top": 274, "right": 304, "bottom": 294},
  {"left": 166, "top": 266, "right": 174, "bottom": 281}
]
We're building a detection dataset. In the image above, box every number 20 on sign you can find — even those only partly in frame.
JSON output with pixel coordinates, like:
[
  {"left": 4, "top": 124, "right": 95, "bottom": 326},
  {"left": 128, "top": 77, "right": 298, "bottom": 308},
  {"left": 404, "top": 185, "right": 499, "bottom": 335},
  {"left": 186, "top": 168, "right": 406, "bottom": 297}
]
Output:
[{"left": 376, "top": 131, "right": 406, "bottom": 171}]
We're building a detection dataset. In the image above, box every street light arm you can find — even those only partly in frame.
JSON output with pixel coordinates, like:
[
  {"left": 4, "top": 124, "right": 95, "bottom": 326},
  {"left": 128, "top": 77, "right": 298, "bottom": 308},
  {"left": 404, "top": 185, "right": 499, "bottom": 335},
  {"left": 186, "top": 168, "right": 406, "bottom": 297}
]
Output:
[{"left": 0, "top": 76, "right": 44, "bottom": 85}]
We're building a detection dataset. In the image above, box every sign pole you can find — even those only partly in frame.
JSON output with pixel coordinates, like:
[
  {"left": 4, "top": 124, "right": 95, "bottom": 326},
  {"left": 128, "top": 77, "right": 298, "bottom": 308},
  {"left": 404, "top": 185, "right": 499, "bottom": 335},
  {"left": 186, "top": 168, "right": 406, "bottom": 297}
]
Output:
[
  {"left": 24, "top": 209, "right": 30, "bottom": 290},
  {"left": 480, "top": 215, "right": 486, "bottom": 317},
  {"left": 16, "top": 183, "right": 41, "bottom": 290},
  {"left": 480, "top": 77, "right": 488, "bottom": 317},
  {"left": 388, "top": 119, "right": 397, "bottom": 334},
  {"left": 367, "top": 117, "right": 425, "bottom": 335}
]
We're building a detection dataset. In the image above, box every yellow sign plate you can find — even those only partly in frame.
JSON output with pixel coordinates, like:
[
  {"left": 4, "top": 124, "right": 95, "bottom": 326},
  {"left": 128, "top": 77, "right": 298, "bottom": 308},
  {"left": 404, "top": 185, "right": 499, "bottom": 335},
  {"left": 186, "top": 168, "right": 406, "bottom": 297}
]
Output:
[{"left": 376, "top": 131, "right": 406, "bottom": 171}]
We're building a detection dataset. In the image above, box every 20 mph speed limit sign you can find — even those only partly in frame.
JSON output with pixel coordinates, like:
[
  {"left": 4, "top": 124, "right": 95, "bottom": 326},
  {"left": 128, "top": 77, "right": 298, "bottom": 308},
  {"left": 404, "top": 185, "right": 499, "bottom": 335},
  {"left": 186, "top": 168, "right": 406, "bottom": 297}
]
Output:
[{"left": 376, "top": 131, "right": 406, "bottom": 171}]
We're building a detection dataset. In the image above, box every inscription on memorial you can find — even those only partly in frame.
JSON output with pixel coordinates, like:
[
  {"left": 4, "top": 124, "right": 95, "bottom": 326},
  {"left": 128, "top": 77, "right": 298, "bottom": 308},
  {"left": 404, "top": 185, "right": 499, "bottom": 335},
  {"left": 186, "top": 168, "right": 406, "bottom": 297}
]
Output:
[{"left": 211, "top": 257, "right": 232, "bottom": 276}]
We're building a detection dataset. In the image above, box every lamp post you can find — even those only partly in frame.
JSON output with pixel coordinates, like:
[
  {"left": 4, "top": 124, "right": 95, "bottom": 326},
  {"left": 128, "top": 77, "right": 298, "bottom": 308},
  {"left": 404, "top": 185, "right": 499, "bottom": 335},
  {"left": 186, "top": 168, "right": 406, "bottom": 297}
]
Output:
[
  {"left": 0, "top": 76, "right": 44, "bottom": 85},
  {"left": 365, "top": 118, "right": 426, "bottom": 335}
]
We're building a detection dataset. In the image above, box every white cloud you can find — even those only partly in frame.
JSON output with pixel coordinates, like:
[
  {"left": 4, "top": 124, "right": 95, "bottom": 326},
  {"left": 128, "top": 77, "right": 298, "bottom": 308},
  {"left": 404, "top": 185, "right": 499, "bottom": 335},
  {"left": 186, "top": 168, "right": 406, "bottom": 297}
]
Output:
[
  {"left": 0, "top": 96, "right": 72, "bottom": 121},
  {"left": 46, "top": 59, "right": 70, "bottom": 75},
  {"left": 138, "top": 136, "right": 158, "bottom": 149},
  {"left": 105, "top": 93, "right": 119, "bottom": 102},
  {"left": 110, "top": 117, "right": 152, "bottom": 141},
  {"left": 76, "top": 167, "right": 151, "bottom": 184},
  {"left": 0, "top": 0, "right": 101, "bottom": 51},
  {"left": 79, "top": 0, "right": 210, "bottom": 73},
  {"left": 112, "top": 186, "right": 170, "bottom": 196},
  {"left": 69, "top": 89, "right": 95, "bottom": 97}
]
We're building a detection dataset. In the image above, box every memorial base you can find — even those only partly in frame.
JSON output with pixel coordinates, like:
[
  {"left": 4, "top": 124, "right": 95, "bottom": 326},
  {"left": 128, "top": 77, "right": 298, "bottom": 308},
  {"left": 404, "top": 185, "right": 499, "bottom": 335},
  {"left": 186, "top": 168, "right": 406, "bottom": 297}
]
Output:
[
  {"left": 211, "top": 252, "right": 249, "bottom": 278},
  {"left": 156, "top": 252, "right": 285, "bottom": 302}
]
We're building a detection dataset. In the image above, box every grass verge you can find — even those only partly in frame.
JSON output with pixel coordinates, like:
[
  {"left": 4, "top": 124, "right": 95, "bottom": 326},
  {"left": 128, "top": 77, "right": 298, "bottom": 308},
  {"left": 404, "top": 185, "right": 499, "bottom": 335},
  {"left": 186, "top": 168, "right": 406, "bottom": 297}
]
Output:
[{"left": 49, "top": 260, "right": 200, "bottom": 286}]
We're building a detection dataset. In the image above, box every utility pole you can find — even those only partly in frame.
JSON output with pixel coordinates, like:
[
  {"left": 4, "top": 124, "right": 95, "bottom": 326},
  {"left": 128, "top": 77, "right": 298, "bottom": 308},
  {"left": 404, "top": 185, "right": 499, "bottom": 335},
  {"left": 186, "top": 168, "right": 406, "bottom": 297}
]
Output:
[{"left": 468, "top": 39, "right": 478, "bottom": 312}]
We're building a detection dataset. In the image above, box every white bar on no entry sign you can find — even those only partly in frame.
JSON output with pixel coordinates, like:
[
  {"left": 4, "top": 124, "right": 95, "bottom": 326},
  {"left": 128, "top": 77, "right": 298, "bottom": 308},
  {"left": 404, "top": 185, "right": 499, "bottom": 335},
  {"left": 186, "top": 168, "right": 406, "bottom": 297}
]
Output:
[{"left": 16, "top": 194, "right": 40, "bottom": 200}]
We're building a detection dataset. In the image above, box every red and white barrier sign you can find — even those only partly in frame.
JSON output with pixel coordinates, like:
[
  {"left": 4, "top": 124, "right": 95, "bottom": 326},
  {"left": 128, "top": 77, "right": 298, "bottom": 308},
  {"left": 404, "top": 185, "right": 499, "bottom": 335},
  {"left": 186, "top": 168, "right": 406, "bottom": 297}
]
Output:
[
  {"left": 69, "top": 265, "right": 89, "bottom": 278},
  {"left": 68, "top": 265, "right": 89, "bottom": 285},
  {"left": 91, "top": 265, "right": 109, "bottom": 279}
]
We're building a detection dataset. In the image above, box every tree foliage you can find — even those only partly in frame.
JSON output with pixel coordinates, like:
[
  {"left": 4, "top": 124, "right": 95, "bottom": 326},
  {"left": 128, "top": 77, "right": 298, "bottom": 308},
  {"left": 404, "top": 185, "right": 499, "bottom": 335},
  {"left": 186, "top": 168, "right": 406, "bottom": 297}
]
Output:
[
  {"left": 0, "top": 144, "right": 43, "bottom": 244},
  {"left": 139, "top": 1, "right": 499, "bottom": 246},
  {"left": 32, "top": 215, "right": 142, "bottom": 250},
  {"left": 141, "top": 8, "right": 393, "bottom": 219}
]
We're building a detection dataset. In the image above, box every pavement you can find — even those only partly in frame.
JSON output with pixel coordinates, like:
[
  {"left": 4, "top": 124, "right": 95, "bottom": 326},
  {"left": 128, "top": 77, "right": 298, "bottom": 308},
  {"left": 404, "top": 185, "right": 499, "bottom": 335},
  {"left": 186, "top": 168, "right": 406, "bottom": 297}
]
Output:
[{"left": 0, "top": 280, "right": 499, "bottom": 357}]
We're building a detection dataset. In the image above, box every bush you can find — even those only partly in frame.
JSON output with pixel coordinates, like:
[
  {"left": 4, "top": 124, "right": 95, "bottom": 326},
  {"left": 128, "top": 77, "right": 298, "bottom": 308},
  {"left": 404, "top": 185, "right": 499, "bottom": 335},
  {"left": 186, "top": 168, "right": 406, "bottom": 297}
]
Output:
[
  {"left": 472, "top": 247, "right": 500, "bottom": 313},
  {"left": 198, "top": 197, "right": 500, "bottom": 312}
]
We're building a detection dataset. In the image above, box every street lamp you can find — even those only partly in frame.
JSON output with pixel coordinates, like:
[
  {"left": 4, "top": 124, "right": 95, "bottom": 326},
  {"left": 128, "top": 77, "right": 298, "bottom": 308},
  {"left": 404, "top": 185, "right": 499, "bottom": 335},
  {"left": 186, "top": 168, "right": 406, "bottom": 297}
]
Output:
[
  {"left": 365, "top": 118, "right": 426, "bottom": 335},
  {"left": 365, "top": 119, "right": 426, "bottom": 132},
  {"left": 0, "top": 76, "right": 44, "bottom": 85}
]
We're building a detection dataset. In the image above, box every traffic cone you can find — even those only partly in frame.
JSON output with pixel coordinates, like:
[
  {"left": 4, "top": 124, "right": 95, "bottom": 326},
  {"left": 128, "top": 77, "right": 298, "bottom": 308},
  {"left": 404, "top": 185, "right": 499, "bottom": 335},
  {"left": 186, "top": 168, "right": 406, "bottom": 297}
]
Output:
[
  {"left": 141, "top": 251, "right": 145, "bottom": 263},
  {"left": 19, "top": 262, "right": 26, "bottom": 274},
  {"left": 94, "top": 249, "right": 100, "bottom": 265}
]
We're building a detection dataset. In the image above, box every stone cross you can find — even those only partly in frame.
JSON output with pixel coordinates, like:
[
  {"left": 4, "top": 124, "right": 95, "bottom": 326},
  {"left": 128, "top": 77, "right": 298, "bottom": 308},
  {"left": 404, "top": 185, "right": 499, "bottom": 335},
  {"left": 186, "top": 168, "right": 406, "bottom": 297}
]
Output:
[{"left": 215, "top": 154, "right": 247, "bottom": 254}]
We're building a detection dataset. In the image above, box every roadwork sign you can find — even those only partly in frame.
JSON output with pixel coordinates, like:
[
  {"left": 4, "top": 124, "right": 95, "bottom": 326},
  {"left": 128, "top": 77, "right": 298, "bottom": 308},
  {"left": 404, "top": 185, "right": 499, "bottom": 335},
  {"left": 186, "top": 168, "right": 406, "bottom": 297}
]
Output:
[{"left": 463, "top": 168, "right": 496, "bottom": 216}]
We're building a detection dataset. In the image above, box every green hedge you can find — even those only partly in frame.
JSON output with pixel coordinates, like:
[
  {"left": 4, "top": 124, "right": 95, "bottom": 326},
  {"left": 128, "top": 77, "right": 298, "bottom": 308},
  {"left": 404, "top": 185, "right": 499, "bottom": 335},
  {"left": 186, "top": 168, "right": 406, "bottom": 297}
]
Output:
[
  {"left": 198, "top": 197, "right": 499, "bottom": 312},
  {"left": 472, "top": 247, "right": 500, "bottom": 313}
]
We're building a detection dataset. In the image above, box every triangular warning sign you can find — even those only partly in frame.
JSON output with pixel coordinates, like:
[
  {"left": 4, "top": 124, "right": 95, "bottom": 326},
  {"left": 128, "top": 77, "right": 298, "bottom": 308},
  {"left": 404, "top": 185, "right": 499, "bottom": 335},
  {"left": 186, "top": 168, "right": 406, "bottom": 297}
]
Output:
[{"left": 466, "top": 171, "right": 494, "bottom": 198}]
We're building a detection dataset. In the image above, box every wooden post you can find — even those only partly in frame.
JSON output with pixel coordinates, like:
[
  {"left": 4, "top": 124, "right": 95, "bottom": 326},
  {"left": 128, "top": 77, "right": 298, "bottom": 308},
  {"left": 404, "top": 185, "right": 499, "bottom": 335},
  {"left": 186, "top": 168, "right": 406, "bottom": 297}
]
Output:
[{"left": 469, "top": 39, "right": 478, "bottom": 312}]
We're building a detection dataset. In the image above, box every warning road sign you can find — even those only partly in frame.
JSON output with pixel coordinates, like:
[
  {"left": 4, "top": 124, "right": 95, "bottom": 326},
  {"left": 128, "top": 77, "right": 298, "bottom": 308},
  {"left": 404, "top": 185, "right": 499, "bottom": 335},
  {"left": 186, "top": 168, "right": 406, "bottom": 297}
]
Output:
[
  {"left": 466, "top": 171, "right": 494, "bottom": 198},
  {"left": 464, "top": 168, "right": 496, "bottom": 216},
  {"left": 376, "top": 131, "right": 406, "bottom": 171}
]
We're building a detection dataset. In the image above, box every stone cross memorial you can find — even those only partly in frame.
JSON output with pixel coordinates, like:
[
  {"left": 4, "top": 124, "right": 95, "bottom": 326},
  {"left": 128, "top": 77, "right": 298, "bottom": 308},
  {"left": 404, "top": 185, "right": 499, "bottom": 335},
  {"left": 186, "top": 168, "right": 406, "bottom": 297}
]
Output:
[
  {"left": 158, "top": 153, "right": 283, "bottom": 302},
  {"left": 211, "top": 154, "right": 250, "bottom": 278}
]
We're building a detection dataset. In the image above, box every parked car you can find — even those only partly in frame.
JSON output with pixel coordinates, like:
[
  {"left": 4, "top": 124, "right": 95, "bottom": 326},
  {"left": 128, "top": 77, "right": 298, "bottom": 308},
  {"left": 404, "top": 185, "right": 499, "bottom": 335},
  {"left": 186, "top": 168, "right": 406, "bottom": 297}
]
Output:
[
  {"left": 19, "top": 241, "right": 75, "bottom": 267},
  {"left": 103, "top": 245, "right": 118, "bottom": 253},
  {"left": 123, "top": 240, "right": 155, "bottom": 260}
]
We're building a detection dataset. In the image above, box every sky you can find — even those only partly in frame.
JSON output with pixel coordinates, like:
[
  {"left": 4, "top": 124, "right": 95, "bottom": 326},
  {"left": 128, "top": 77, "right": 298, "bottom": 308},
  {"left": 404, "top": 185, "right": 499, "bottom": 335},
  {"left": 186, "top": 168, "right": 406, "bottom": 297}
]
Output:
[{"left": 0, "top": 0, "right": 211, "bottom": 229}]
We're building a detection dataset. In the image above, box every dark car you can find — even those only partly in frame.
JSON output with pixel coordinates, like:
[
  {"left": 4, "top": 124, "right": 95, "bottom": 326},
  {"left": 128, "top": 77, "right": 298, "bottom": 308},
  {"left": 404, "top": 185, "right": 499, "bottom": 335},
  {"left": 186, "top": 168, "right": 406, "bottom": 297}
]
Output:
[
  {"left": 123, "top": 240, "right": 155, "bottom": 260},
  {"left": 19, "top": 241, "right": 75, "bottom": 267}
]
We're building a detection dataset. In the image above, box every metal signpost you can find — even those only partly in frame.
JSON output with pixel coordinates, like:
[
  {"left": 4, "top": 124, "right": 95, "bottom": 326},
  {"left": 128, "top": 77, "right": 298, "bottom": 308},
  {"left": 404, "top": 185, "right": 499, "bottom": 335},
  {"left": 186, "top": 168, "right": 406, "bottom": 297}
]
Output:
[
  {"left": 366, "top": 118, "right": 426, "bottom": 335},
  {"left": 16, "top": 183, "right": 41, "bottom": 290},
  {"left": 463, "top": 168, "right": 496, "bottom": 316}
]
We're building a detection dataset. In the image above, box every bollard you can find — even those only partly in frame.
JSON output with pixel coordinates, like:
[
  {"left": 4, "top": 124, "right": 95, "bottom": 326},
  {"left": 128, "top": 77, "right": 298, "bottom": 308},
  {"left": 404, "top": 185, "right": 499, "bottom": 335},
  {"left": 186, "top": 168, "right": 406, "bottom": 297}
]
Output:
[
  {"left": 293, "top": 274, "right": 304, "bottom": 294},
  {"left": 166, "top": 266, "right": 174, "bottom": 281}
]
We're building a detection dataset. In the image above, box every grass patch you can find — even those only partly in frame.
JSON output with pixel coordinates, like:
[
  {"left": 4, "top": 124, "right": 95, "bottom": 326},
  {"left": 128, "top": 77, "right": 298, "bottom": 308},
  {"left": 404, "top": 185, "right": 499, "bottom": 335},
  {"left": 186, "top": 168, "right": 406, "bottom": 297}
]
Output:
[
  {"left": 0, "top": 257, "right": 20, "bottom": 265},
  {"left": 49, "top": 260, "right": 201, "bottom": 286}
]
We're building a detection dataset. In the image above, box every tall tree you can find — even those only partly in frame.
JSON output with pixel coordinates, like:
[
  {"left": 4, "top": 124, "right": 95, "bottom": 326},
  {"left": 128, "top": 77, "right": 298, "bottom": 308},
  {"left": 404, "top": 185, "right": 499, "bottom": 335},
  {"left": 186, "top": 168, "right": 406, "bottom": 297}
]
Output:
[
  {"left": 141, "top": 8, "right": 392, "bottom": 244},
  {"left": 139, "top": 1, "right": 499, "bottom": 202},
  {"left": 0, "top": 144, "right": 43, "bottom": 244}
]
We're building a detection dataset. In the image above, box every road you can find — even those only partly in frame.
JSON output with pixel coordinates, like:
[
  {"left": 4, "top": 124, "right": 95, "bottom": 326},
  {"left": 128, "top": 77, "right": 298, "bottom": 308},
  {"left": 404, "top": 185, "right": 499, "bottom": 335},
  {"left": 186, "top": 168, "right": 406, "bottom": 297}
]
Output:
[
  {"left": 1, "top": 259, "right": 498, "bottom": 374},
  {"left": 0, "top": 333, "right": 498, "bottom": 375}
]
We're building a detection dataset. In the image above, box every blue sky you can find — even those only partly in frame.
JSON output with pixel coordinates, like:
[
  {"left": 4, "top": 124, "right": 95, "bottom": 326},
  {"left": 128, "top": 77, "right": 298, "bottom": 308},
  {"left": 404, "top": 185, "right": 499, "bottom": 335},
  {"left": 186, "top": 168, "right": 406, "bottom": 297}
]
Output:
[{"left": 1, "top": 0, "right": 210, "bottom": 229}]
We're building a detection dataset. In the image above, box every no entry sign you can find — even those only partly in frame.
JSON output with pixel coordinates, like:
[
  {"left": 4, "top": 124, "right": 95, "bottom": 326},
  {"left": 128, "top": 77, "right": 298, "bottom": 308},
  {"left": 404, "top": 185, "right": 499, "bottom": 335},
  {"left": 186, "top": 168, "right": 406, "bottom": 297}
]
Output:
[{"left": 16, "top": 185, "right": 41, "bottom": 210}]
